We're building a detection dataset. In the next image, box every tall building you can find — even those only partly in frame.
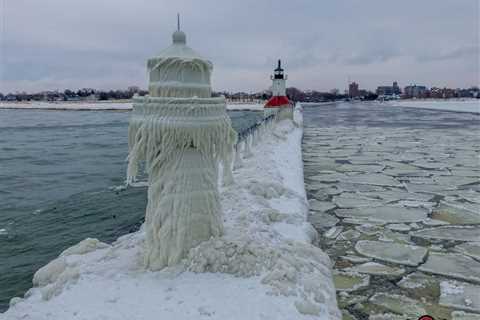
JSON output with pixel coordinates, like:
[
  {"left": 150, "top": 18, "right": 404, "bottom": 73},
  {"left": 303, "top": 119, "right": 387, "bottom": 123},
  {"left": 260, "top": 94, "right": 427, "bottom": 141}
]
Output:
[{"left": 349, "top": 82, "right": 359, "bottom": 98}]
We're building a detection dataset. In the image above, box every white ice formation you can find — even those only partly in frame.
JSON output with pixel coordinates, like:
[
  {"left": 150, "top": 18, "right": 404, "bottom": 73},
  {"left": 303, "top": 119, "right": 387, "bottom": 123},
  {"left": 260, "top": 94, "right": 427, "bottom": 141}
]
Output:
[{"left": 127, "top": 22, "right": 236, "bottom": 270}]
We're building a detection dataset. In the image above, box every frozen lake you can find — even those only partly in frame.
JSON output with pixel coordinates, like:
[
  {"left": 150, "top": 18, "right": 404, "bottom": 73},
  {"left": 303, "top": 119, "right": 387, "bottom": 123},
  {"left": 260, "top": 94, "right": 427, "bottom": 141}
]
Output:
[
  {"left": 302, "top": 102, "right": 480, "bottom": 318},
  {"left": 0, "top": 108, "right": 264, "bottom": 311}
]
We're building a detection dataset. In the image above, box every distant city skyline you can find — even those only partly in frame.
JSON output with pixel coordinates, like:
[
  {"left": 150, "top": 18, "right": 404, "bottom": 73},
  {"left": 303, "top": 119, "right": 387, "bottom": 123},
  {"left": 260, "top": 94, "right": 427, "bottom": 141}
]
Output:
[{"left": 1, "top": 0, "right": 478, "bottom": 93}]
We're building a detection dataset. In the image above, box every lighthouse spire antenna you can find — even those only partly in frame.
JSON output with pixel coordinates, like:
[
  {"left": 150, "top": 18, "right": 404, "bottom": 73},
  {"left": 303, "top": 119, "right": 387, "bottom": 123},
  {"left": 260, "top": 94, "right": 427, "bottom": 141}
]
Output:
[{"left": 177, "top": 13, "right": 180, "bottom": 31}]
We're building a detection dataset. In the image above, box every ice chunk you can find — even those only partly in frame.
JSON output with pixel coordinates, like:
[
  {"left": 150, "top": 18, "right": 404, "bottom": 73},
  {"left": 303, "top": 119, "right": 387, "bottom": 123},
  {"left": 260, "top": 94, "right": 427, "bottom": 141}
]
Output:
[
  {"left": 312, "top": 187, "right": 342, "bottom": 198},
  {"left": 435, "top": 176, "right": 479, "bottom": 187},
  {"left": 340, "top": 255, "right": 371, "bottom": 263},
  {"left": 355, "top": 224, "right": 383, "bottom": 236},
  {"left": 337, "top": 164, "right": 384, "bottom": 173},
  {"left": 386, "top": 224, "right": 411, "bottom": 232},
  {"left": 308, "top": 173, "right": 347, "bottom": 183},
  {"left": 369, "top": 293, "right": 426, "bottom": 316},
  {"left": 333, "top": 194, "right": 384, "bottom": 208},
  {"left": 412, "top": 161, "right": 448, "bottom": 170},
  {"left": 342, "top": 174, "right": 402, "bottom": 187},
  {"left": 324, "top": 226, "right": 343, "bottom": 239},
  {"left": 309, "top": 199, "right": 336, "bottom": 212},
  {"left": 405, "top": 183, "right": 454, "bottom": 194},
  {"left": 397, "top": 272, "right": 438, "bottom": 290},
  {"left": 33, "top": 257, "right": 67, "bottom": 287},
  {"left": 355, "top": 240, "right": 427, "bottom": 266},
  {"left": 377, "top": 229, "right": 412, "bottom": 244},
  {"left": 440, "top": 280, "right": 480, "bottom": 312},
  {"left": 337, "top": 182, "right": 386, "bottom": 192},
  {"left": 360, "top": 190, "right": 434, "bottom": 203},
  {"left": 347, "top": 262, "right": 405, "bottom": 277},
  {"left": 419, "top": 252, "right": 480, "bottom": 283},
  {"left": 335, "top": 206, "right": 428, "bottom": 223},
  {"left": 337, "top": 229, "right": 362, "bottom": 241},
  {"left": 431, "top": 201, "right": 480, "bottom": 225},
  {"left": 410, "top": 225, "right": 480, "bottom": 242},
  {"left": 333, "top": 270, "right": 370, "bottom": 292},
  {"left": 60, "top": 238, "right": 110, "bottom": 256},
  {"left": 451, "top": 311, "right": 480, "bottom": 320},
  {"left": 309, "top": 211, "right": 339, "bottom": 229},
  {"left": 423, "top": 218, "right": 450, "bottom": 226},
  {"left": 383, "top": 168, "right": 432, "bottom": 177},
  {"left": 453, "top": 242, "right": 480, "bottom": 261}
]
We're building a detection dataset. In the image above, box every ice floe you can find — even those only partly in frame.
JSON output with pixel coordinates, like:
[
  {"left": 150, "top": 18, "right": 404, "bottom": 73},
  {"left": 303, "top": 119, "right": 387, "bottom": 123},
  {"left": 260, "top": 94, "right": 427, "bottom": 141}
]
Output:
[
  {"left": 431, "top": 202, "right": 480, "bottom": 225},
  {"left": 386, "top": 223, "right": 411, "bottom": 232},
  {"left": 333, "top": 194, "right": 384, "bottom": 208},
  {"left": 324, "top": 226, "right": 343, "bottom": 239},
  {"left": 333, "top": 271, "right": 370, "bottom": 292},
  {"left": 342, "top": 174, "right": 402, "bottom": 187},
  {"left": 451, "top": 311, "right": 480, "bottom": 320},
  {"left": 410, "top": 225, "right": 480, "bottom": 242},
  {"left": 309, "top": 212, "right": 339, "bottom": 229},
  {"left": 355, "top": 240, "right": 427, "bottom": 266},
  {"left": 453, "top": 242, "right": 480, "bottom": 260},
  {"left": 309, "top": 199, "right": 336, "bottom": 212},
  {"left": 419, "top": 252, "right": 480, "bottom": 283},
  {"left": 335, "top": 206, "right": 428, "bottom": 223},
  {"left": 440, "top": 280, "right": 480, "bottom": 312},
  {"left": 346, "top": 262, "right": 405, "bottom": 277},
  {"left": 368, "top": 293, "right": 426, "bottom": 317}
]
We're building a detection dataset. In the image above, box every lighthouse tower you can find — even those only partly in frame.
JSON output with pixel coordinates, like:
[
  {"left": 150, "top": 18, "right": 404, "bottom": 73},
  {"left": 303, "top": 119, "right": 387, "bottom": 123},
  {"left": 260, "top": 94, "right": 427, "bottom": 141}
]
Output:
[{"left": 265, "top": 59, "right": 291, "bottom": 109}]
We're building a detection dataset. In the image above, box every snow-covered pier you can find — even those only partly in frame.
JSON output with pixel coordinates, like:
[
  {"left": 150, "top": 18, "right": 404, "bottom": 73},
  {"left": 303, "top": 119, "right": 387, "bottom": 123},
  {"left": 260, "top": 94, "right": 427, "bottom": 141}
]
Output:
[{"left": 2, "top": 105, "right": 341, "bottom": 319}]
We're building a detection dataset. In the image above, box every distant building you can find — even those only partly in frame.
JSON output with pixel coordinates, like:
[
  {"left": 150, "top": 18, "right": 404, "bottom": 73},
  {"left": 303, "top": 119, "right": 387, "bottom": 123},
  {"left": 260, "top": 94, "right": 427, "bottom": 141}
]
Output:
[
  {"left": 349, "top": 82, "right": 359, "bottom": 98},
  {"left": 5, "top": 94, "right": 17, "bottom": 101},
  {"left": 404, "top": 85, "right": 428, "bottom": 98},
  {"left": 128, "top": 86, "right": 140, "bottom": 94},
  {"left": 376, "top": 86, "right": 393, "bottom": 96},
  {"left": 376, "top": 82, "right": 401, "bottom": 96},
  {"left": 392, "top": 81, "right": 401, "bottom": 95}
]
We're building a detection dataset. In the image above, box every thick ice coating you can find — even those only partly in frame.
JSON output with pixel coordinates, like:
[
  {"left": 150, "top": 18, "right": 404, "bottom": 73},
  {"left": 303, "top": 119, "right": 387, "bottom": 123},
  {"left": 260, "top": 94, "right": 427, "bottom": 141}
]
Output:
[
  {"left": 147, "top": 28, "right": 213, "bottom": 98},
  {"left": 127, "top": 26, "right": 236, "bottom": 270}
]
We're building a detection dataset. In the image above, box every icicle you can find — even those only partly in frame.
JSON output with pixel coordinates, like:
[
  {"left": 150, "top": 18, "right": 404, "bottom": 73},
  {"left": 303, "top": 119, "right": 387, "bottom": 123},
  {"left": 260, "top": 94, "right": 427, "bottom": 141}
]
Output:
[
  {"left": 243, "top": 133, "right": 253, "bottom": 158},
  {"left": 233, "top": 142, "right": 243, "bottom": 170},
  {"left": 251, "top": 129, "right": 258, "bottom": 148},
  {"left": 222, "top": 146, "right": 234, "bottom": 186}
]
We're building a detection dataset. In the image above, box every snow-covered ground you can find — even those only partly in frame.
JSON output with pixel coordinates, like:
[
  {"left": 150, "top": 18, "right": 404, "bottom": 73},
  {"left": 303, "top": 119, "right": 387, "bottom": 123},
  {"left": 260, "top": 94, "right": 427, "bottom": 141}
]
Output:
[
  {"left": 0, "top": 101, "right": 264, "bottom": 111},
  {"left": 384, "top": 99, "right": 480, "bottom": 113},
  {"left": 0, "top": 101, "right": 133, "bottom": 110},
  {"left": 1, "top": 106, "right": 340, "bottom": 320}
]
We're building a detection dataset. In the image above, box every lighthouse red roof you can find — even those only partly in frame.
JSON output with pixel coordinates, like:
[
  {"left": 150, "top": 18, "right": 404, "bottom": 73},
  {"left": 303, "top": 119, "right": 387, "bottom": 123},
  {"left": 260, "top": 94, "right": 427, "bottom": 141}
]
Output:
[{"left": 264, "top": 96, "right": 291, "bottom": 108}]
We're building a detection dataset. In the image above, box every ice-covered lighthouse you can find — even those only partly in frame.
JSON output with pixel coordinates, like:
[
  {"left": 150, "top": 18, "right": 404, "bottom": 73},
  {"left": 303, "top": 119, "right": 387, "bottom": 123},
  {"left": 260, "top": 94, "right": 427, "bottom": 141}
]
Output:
[
  {"left": 126, "top": 16, "right": 236, "bottom": 271},
  {"left": 265, "top": 59, "right": 292, "bottom": 109}
]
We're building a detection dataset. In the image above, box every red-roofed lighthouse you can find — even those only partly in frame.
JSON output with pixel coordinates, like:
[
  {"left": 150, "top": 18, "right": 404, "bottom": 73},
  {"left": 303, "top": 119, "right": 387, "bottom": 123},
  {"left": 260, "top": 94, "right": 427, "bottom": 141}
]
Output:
[{"left": 265, "top": 60, "right": 292, "bottom": 109}]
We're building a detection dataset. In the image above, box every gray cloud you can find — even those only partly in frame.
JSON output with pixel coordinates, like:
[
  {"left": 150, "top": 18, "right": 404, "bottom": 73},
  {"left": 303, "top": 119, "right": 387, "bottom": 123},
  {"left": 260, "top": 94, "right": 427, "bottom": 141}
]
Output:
[
  {"left": 416, "top": 45, "right": 479, "bottom": 62},
  {"left": 0, "top": 0, "right": 478, "bottom": 93}
]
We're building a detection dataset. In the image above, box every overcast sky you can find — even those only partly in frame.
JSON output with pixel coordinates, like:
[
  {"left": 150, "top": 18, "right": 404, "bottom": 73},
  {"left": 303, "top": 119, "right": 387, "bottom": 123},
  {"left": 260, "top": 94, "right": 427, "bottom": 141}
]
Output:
[{"left": 0, "top": 0, "right": 478, "bottom": 93}]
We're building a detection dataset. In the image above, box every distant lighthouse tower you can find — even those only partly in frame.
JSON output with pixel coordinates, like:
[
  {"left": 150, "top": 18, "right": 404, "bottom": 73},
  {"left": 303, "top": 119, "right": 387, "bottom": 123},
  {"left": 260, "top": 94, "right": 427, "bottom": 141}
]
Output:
[{"left": 265, "top": 59, "right": 292, "bottom": 109}]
